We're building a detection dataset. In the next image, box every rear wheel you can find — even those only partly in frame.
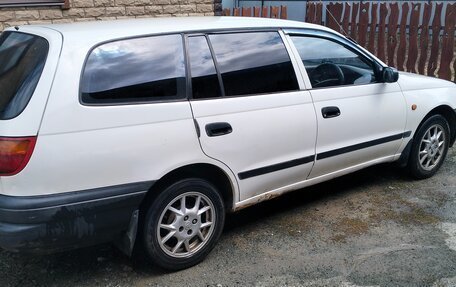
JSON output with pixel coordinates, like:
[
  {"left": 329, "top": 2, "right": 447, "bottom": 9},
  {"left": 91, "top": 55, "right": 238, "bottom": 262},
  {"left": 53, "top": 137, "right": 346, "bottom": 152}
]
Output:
[
  {"left": 408, "top": 114, "right": 450, "bottom": 179},
  {"left": 142, "top": 178, "right": 225, "bottom": 270}
]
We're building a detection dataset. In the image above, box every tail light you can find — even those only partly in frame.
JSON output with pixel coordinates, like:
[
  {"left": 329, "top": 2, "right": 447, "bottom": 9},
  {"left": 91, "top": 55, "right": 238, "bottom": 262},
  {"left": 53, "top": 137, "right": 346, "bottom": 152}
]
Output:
[{"left": 0, "top": 137, "right": 36, "bottom": 176}]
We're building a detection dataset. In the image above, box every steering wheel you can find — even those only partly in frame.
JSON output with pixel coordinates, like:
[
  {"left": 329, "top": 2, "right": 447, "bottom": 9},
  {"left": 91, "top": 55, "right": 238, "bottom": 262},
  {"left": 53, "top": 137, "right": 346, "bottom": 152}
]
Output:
[{"left": 309, "top": 63, "right": 345, "bottom": 88}]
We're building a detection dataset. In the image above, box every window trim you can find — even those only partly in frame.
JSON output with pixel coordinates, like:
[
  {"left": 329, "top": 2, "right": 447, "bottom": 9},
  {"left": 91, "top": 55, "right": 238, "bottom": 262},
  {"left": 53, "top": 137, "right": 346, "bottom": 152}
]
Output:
[{"left": 0, "top": 0, "right": 69, "bottom": 8}]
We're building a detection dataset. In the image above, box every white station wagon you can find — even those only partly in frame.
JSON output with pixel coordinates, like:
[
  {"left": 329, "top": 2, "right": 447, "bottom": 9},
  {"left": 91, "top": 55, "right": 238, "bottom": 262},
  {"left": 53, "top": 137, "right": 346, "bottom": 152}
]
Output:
[{"left": 0, "top": 17, "right": 455, "bottom": 270}]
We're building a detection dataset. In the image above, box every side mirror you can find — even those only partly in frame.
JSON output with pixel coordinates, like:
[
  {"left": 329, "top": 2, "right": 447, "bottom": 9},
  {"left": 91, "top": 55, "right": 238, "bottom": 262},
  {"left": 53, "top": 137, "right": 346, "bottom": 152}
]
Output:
[{"left": 382, "top": 67, "right": 399, "bottom": 83}]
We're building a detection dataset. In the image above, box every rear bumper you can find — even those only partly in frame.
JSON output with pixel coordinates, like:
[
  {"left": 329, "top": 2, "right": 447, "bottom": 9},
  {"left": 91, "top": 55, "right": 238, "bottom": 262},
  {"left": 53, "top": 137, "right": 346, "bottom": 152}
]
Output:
[{"left": 0, "top": 181, "right": 153, "bottom": 254}]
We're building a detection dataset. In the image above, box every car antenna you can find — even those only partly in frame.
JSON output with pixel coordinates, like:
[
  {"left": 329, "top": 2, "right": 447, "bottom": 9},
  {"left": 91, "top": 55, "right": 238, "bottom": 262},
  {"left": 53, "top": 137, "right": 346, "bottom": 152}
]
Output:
[{"left": 320, "top": 0, "right": 357, "bottom": 44}]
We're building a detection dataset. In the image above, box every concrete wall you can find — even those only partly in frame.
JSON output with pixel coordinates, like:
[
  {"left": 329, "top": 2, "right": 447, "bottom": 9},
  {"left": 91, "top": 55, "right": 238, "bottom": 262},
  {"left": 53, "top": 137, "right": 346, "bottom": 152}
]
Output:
[{"left": 0, "top": 0, "right": 223, "bottom": 31}]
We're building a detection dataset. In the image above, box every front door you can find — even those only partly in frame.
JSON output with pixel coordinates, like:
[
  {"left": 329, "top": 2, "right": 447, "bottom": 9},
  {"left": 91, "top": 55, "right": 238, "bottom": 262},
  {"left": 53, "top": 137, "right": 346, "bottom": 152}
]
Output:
[{"left": 287, "top": 33, "right": 407, "bottom": 179}]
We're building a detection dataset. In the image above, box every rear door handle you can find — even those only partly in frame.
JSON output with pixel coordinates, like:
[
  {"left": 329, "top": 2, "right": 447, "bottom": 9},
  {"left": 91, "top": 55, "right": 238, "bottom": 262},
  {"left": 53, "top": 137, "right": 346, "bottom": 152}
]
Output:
[
  {"left": 205, "top": 122, "right": 233, "bottom": 137},
  {"left": 321, "top": 106, "right": 341, "bottom": 118}
]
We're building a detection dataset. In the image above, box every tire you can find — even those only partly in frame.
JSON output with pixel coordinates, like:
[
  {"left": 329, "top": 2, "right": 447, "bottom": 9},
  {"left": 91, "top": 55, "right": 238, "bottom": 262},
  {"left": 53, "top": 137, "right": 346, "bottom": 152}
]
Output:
[
  {"left": 408, "top": 114, "right": 450, "bottom": 179},
  {"left": 142, "top": 178, "right": 225, "bottom": 270}
]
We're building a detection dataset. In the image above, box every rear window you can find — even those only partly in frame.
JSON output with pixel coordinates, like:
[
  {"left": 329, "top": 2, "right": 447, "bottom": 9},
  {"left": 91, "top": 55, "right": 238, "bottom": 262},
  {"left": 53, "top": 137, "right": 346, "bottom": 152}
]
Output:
[
  {"left": 0, "top": 31, "right": 49, "bottom": 120},
  {"left": 81, "top": 34, "right": 186, "bottom": 105}
]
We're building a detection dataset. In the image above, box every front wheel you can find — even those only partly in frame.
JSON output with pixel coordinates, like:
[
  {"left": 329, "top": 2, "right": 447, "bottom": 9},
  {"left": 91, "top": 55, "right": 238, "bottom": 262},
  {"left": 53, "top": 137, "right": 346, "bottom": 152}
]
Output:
[
  {"left": 408, "top": 114, "right": 450, "bottom": 179},
  {"left": 142, "top": 178, "right": 225, "bottom": 270}
]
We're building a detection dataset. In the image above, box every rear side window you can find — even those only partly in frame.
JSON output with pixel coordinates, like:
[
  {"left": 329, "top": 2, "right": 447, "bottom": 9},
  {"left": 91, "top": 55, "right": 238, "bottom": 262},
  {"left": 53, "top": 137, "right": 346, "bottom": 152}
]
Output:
[
  {"left": 0, "top": 32, "right": 48, "bottom": 120},
  {"left": 208, "top": 32, "right": 298, "bottom": 97},
  {"left": 81, "top": 35, "right": 186, "bottom": 105}
]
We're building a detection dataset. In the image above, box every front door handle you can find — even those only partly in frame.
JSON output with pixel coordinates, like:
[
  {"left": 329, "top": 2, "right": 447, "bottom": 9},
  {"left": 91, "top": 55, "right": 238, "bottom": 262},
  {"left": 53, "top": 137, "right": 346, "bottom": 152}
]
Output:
[
  {"left": 205, "top": 122, "right": 233, "bottom": 137},
  {"left": 322, "top": 106, "right": 341, "bottom": 119}
]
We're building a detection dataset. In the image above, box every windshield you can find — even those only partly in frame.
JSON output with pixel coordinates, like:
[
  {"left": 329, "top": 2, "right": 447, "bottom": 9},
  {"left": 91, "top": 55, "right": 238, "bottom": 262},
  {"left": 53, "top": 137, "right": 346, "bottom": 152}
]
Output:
[{"left": 0, "top": 31, "right": 49, "bottom": 120}]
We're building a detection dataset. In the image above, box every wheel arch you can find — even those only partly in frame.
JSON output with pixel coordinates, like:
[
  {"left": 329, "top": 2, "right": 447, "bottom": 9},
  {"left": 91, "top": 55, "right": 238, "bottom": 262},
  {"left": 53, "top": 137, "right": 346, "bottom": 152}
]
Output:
[
  {"left": 399, "top": 105, "right": 456, "bottom": 166},
  {"left": 139, "top": 163, "right": 237, "bottom": 216},
  {"left": 419, "top": 105, "right": 456, "bottom": 147}
]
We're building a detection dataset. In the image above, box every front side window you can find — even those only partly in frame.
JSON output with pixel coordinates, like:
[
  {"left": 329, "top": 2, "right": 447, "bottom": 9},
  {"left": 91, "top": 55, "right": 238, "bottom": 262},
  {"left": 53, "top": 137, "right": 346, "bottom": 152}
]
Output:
[
  {"left": 0, "top": 32, "right": 48, "bottom": 120},
  {"left": 81, "top": 35, "right": 186, "bottom": 104},
  {"left": 208, "top": 32, "right": 299, "bottom": 97},
  {"left": 291, "top": 36, "right": 376, "bottom": 88}
]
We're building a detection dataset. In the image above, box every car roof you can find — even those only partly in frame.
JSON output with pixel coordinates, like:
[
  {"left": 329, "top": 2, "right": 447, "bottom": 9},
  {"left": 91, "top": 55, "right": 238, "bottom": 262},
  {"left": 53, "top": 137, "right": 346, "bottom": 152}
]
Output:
[{"left": 13, "top": 16, "right": 335, "bottom": 48}]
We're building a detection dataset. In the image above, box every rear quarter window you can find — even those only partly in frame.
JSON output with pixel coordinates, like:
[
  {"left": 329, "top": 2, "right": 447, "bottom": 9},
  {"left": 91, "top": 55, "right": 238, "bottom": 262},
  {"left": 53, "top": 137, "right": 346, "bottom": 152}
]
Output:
[
  {"left": 0, "top": 31, "right": 49, "bottom": 120},
  {"left": 81, "top": 34, "right": 186, "bottom": 105}
]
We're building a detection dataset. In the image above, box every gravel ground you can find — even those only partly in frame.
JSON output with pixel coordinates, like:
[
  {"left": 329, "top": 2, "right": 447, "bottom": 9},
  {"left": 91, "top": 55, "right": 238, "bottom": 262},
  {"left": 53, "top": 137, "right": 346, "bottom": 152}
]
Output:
[{"left": 2, "top": 148, "right": 456, "bottom": 287}]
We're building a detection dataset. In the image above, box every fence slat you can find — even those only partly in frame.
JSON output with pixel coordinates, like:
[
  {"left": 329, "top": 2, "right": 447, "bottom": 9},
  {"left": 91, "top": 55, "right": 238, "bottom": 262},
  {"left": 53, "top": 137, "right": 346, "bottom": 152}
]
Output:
[
  {"left": 342, "top": 3, "right": 350, "bottom": 35},
  {"left": 262, "top": 6, "right": 268, "bottom": 18},
  {"left": 438, "top": 3, "right": 456, "bottom": 80},
  {"left": 233, "top": 7, "right": 240, "bottom": 16},
  {"left": 406, "top": 3, "right": 420, "bottom": 72},
  {"left": 270, "top": 6, "right": 279, "bottom": 19},
  {"left": 253, "top": 7, "right": 260, "bottom": 17},
  {"left": 350, "top": 2, "right": 360, "bottom": 41},
  {"left": 241, "top": 7, "right": 251, "bottom": 17},
  {"left": 306, "top": 1, "right": 315, "bottom": 23},
  {"left": 327, "top": 3, "right": 343, "bottom": 33},
  {"left": 387, "top": 3, "right": 399, "bottom": 67},
  {"left": 223, "top": 8, "right": 230, "bottom": 16},
  {"left": 418, "top": 3, "right": 432, "bottom": 75},
  {"left": 377, "top": 3, "right": 388, "bottom": 63},
  {"left": 367, "top": 3, "right": 378, "bottom": 54},
  {"left": 428, "top": 3, "right": 443, "bottom": 77},
  {"left": 357, "top": 2, "right": 369, "bottom": 47},
  {"left": 315, "top": 3, "right": 322, "bottom": 25},
  {"left": 280, "top": 5, "right": 287, "bottom": 19},
  {"left": 397, "top": 2, "right": 410, "bottom": 71}
]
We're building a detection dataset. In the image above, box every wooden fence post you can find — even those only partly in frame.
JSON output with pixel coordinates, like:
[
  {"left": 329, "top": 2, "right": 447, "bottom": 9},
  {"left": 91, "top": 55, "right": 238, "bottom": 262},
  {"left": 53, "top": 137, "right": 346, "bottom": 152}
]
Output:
[
  {"left": 241, "top": 7, "right": 252, "bottom": 17},
  {"left": 253, "top": 7, "right": 261, "bottom": 17},
  {"left": 314, "top": 2, "right": 322, "bottom": 25},
  {"left": 367, "top": 3, "right": 378, "bottom": 54},
  {"left": 326, "top": 3, "right": 343, "bottom": 33},
  {"left": 397, "top": 2, "right": 410, "bottom": 71},
  {"left": 428, "top": 3, "right": 443, "bottom": 77},
  {"left": 262, "top": 6, "right": 268, "bottom": 18},
  {"left": 349, "top": 2, "right": 360, "bottom": 41},
  {"left": 306, "top": 1, "right": 315, "bottom": 23},
  {"left": 418, "top": 3, "right": 432, "bottom": 75},
  {"left": 358, "top": 1, "right": 369, "bottom": 47},
  {"left": 342, "top": 3, "right": 350, "bottom": 36},
  {"left": 270, "top": 6, "right": 279, "bottom": 19},
  {"left": 377, "top": 3, "right": 388, "bottom": 63},
  {"left": 438, "top": 3, "right": 456, "bottom": 80},
  {"left": 280, "top": 5, "right": 287, "bottom": 19},
  {"left": 406, "top": 3, "right": 421, "bottom": 73},
  {"left": 387, "top": 3, "right": 399, "bottom": 67}
]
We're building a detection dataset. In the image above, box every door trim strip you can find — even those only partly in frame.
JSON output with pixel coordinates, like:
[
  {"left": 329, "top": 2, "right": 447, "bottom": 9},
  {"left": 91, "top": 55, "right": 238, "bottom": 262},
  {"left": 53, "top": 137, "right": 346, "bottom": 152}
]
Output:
[
  {"left": 238, "top": 155, "right": 315, "bottom": 180},
  {"left": 237, "top": 131, "right": 411, "bottom": 180},
  {"left": 317, "top": 131, "right": 411, "bottom": 160}
]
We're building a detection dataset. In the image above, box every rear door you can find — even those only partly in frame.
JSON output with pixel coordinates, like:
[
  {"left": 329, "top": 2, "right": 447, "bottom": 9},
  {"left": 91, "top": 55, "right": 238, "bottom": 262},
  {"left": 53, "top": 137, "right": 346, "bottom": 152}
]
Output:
[{"left": 188, "top": 31, "right": 317, "bottom": 201}]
